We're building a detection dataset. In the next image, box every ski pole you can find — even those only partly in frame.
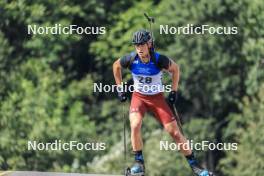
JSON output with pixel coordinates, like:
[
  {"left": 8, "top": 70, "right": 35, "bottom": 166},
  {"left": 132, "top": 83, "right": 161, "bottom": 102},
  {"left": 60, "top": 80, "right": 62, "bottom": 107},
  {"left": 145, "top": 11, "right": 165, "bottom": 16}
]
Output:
[
  {"left": 167, "top": 101, "right": 184, "bottom": 135},
  {"left": 172, "top": 104, "right": 184, "bottom": 135},
  {"left": 122, "top": 103, "right": 132, "bottom": 176},
  {"left": 122, "top": 103, "right": 127, "bottom": 166},
  {"left": 144, "top": 12, "right": 155, "bottom": 51}
]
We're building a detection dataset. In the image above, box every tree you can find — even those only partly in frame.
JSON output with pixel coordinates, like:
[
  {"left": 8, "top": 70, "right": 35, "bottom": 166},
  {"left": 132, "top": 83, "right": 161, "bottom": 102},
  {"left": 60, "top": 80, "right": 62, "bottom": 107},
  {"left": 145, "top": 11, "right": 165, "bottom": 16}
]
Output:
[
  {"left": 219, "top": 83, "right": 264, "bottom": 176},
  {"left": 0, "top": 59, "right": 97, "bottom": 172}
]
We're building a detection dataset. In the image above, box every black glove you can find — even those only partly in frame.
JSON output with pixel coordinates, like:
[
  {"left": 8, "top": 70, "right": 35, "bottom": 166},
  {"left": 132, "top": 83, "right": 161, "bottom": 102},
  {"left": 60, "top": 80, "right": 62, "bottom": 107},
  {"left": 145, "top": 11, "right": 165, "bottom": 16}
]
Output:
[
  {"left": 168, "top": 91, "right": 178, "bottom": 104},
  {"left": 118, "top": 91, "right": 127, "bottom": 102}
]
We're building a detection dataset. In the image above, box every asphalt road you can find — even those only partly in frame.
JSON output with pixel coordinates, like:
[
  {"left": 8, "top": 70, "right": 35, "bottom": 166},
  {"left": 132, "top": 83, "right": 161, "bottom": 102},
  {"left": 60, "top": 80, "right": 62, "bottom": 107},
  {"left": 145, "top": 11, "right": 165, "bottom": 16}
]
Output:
[{"left": 0, "top": 171, "right": 123, "bottom": 176}]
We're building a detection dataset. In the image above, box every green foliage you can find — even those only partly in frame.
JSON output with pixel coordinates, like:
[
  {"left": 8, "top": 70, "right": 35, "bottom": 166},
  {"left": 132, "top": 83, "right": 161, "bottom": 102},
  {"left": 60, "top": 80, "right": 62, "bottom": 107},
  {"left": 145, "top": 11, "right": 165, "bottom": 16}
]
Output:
[
  {"left": 0, "top": 0, "right": 263, "bottom": 175},
  {"left": 0, "top": 60, "right": 97, "bottom": 171},
  {"left": 219, "top": 84, "right": 264, "bottom": 176},
  {"left": 0, "top": 0, "right": 138, "bottom": 171},
  {"left": 157, "top": 0, "right": 264, "bottom": 118}
]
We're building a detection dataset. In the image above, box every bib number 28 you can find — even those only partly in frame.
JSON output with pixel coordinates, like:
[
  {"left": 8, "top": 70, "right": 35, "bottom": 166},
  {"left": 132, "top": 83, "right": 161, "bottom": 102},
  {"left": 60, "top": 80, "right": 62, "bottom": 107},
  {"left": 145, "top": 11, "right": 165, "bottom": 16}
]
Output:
[{"left": 138, "top": 76, "right": 152, "bottom": 84}]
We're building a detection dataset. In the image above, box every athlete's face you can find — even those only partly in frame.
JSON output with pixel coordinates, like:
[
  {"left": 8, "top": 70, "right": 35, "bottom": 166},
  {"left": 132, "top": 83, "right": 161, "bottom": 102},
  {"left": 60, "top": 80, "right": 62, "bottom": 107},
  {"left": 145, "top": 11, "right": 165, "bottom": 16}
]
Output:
[{"left": 135, "top": 43, "right": 151, "bottom": 58}]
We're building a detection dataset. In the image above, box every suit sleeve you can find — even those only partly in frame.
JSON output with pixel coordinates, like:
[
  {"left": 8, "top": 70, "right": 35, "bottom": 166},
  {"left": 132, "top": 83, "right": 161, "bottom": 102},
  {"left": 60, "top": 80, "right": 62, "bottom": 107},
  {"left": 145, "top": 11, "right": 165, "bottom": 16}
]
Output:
[
  {"left": 120, "top": 54, "right": 131, "bottom": 69},
  {"left": 157, "top": 54, "right": 171, "bottom": 69}
]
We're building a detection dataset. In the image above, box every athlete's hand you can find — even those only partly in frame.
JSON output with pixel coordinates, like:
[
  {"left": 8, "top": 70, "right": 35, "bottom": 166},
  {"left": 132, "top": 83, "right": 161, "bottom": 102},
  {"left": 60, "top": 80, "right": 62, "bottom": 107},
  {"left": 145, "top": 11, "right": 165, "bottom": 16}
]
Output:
[
  {"left": 118, "top": 92, "right": 127, "bottom": 102},
  {"left": 168, "top": 91, "right": 178, "bottom": 104}
]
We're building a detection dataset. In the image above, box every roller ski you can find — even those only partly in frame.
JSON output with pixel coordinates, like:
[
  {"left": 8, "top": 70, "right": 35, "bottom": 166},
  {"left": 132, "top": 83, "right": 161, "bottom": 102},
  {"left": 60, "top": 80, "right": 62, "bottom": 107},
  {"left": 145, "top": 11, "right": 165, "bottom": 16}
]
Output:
[
  {"left": 190, "top": 162, "right": 214, "bottom": 176},
  {"left": 125, "top": 162, "right": 145, "bottom": 176}
]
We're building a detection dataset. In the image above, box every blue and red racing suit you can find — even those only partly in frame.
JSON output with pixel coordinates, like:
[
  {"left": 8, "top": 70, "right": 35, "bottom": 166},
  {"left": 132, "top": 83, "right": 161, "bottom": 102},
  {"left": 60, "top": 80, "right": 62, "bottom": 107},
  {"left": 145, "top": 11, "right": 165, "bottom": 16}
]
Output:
[{"left": 120, "top": 52, "right": 176, "bottom": 125}]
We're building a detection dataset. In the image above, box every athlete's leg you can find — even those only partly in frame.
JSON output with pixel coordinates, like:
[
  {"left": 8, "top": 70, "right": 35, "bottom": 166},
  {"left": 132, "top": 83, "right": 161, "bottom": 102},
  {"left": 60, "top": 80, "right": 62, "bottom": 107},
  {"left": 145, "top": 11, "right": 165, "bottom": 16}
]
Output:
[
  {"left": 146, "top": 93, "right": 192, "bottom": 155},
  {"left": 147, "top": 94, "right": 192, "bottom": 155},
  {"left": 129, "top": 92, "right": 146, "bottom": 175},
  {"left": 129, "top": 92, "right": 146, "bottom": 152},
  {"left": 146, "top": 93, "right": 213, "bottom": 176},
  {"left": 130, "top": 112, "right": 143, "bottom": 151},
  {"left": 164, "top": 121, "right": 192, "bottom": 155}
]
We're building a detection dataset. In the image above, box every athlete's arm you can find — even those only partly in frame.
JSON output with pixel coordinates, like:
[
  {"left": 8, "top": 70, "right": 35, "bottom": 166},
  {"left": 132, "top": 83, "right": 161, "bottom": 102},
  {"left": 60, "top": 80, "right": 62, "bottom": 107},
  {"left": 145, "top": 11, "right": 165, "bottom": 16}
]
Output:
[
  {"left": 113, "top": 59, "right": 123, "bottom": 85},
  {"left": 167, "top": 59, "right": 180, "bottom": 91},
  {"left": 113, "top": 54, "right": 132, "bottom": 85}
]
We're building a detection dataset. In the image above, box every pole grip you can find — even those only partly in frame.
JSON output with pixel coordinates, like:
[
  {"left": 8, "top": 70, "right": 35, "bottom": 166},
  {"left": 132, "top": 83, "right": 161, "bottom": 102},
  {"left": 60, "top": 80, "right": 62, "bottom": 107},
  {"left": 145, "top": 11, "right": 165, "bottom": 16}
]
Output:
[
  {"left": 144, "top": 13, "right": 151, "bottom": 22},
  {"left": 144, "top": 13, "right": 155, "bottom": 23}
]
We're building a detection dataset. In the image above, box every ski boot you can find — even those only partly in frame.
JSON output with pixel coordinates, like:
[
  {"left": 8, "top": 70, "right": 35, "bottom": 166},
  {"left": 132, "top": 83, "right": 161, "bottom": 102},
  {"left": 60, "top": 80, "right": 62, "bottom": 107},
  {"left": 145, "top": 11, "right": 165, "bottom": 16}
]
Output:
[
  {"left": 191, "top": 163, "right": 214, "bottom": 176},
  {"left": 126, "top": 162, "right": 145, "bottom": 176}
]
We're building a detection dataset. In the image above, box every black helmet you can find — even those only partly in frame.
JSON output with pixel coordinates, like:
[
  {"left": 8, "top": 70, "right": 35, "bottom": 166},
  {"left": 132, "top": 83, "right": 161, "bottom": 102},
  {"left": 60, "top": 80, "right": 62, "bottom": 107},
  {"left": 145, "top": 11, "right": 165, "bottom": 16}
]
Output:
[{"left": 132, "top": 29, "right": 151, "bottom": 45}]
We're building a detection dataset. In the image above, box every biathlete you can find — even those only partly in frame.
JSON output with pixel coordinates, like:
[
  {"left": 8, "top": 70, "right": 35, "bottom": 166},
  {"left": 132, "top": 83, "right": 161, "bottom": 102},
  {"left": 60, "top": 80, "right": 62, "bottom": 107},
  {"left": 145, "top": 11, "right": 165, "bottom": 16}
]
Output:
[{"left": 113, "top": 29, "right": 213, "bottom": 176}]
